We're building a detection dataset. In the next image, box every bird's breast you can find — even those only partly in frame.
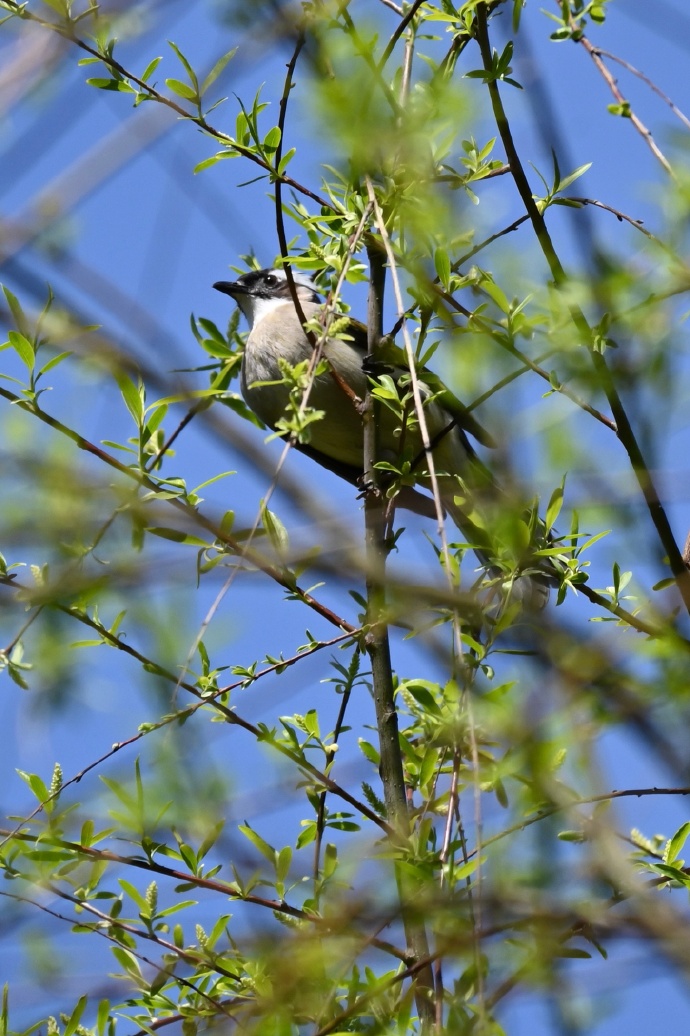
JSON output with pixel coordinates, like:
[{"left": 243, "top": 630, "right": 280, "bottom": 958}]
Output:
[{"left": 240, "top": 304, "right": 367, "bottom": 468}]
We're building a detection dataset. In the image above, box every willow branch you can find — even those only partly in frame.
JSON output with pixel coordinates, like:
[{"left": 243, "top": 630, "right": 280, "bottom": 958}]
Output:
[{"left": 474, "top": 1, "right": 690, "bottom": 619}]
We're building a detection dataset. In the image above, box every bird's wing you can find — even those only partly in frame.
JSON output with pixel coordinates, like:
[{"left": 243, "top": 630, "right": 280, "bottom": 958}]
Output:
[{"left": 342, "top": 318, "right": 496, "bottom": 449}]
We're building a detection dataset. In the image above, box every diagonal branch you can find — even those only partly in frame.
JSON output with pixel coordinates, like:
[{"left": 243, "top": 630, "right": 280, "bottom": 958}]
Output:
[
  {"left": 474, "top": 1, "right": 690, "bottom": 619},
  {"left": 576, "top": 33, "right": 674, "bottom": 176}
]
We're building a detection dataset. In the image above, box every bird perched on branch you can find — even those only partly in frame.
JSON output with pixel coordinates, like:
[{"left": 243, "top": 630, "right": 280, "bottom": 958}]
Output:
[{"left": 213, "top": 266, "right": 551, "bottom": 607}]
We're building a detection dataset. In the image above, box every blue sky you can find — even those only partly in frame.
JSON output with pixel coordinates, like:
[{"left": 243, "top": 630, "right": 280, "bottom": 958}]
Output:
[{"left": 2, "top": 0, "right": 690, "bottom": 1031}]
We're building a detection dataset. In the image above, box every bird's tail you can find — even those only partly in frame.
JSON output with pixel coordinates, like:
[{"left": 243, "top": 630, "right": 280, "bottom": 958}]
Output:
[{"left": 441, "top": 478, "right": 555, "bottom": 611}]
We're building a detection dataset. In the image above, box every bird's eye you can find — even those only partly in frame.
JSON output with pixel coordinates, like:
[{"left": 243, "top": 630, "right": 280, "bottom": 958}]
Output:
[{"left": 264, "top": 274, "right": 277, "bottom": 287}]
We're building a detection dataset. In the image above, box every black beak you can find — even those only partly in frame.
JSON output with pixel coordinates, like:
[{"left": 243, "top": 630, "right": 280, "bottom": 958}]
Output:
[{"left": 213, "top": 280, "right": 246, "bottom": 297}]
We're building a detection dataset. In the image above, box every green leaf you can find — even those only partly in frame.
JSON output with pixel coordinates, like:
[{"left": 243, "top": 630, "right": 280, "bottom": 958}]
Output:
[
  {"left": 607, "top": 101, "right": 631, "bottom": 118},
  {"left": 166, "top": 78, "right": 198, "bottom": 101},
  {"left": 296, "top": 822, "right": 317, "bottom": 849},
  {"left": 8, "top": 330, "right": 34, "bottom": 371},
  {"left": 85, "top": 78, "right": 127, "bottom": 91},
  {"left": 358, "top": 739, "right": 380, "bottom": 765},
  {"left": 146, "top": 527, "right": 210, "bottom": 546},
  {"left": 141, "top": 55, "right": 162, "bottom": 83},
  {"left": 119, "top": 879, "right": 148, "bottom": 911},
  {"left": 198, "top": 821, "right": 224, "bottom": 860},
  {"left": 37, "top": 350, "right": 71, "bottom": 376},
  {"left": 653, "top": 862, "right": 690, "bottom": 883},
  {"left": 545, "top": 480, "right": 565, "bottom": 531},
  {"left": 194, "top": 155, "right": 221, "bottom": 173},
  {"left": 25, "top": 849, "right": 73, "bottom": 862},
  {"left": 143, "top": 402, "right": 168, "bottom": 438},
  {"left": 190, "top": 471, "right": 235, "bottom": 495},
  {"left": 17, "top": 770, "right": 49, "bottom": 804},
  {"left": 303, "top": 709, "right": 320, "bottom": 737},
  {"left": 278, "top": 147, "right": 296, "bottom": 175},
  {"left": 323, "top": 843, "right": 338, "bottom": 879},
  {"left": 452, "top": 855, "right": 485, "bottom": 881},
  {"left": 63, "top": 995, "right": 87, "bottom": 1036},
  {"left": 263, "top": 126, "right": 282, "bottom": 154},
  {"left": 111, "top": 946, "right": 142, "bottom": 978},
  {"left": 481, "top": 278, "right": 510, "bottom": 313},
  {"left": 205, "top": 913, "right": 232, "bottom": 951},
  {"left": 168, "top": 40, "right": 198, "bottom": 90},
  {"left": 201, "top": 47, "right": 237, "bottom": 95},
  {"left": 116, "top": 372, "right": 145, "bottom": 426},
  {"left": 434, "top": 247, "right": 451, "bottom": 288},
  {"left": 557, "top": 161, "right": 592, "bottom": 192},
  {"left": 664, "top": 821, "right": 690, "bottom": 864},
  {"left": 276, "top": 845, "right": 292, "bottom": 883},
  {"left": 2, "top": 285, "right": 30, "bottom": 338},
  {"left": 238, "top": 823, "right": 277, "bottom": 865},
  {"left": 261, "top": 504, "right": 289, "bottom": 553},
  {"left": 96, "top": 1000, "right": 111, "bottom": 1036},
  {"left": 156, "top": 899, "right": 197, "bottom": 917}
]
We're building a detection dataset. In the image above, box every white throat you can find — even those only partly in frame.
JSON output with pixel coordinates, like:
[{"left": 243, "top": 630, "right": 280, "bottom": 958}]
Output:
[{"left": 237, "top": 293, "right": 292, "bottom": 331}]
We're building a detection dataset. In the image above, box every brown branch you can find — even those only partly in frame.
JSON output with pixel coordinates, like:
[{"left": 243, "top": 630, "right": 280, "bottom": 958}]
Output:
[
  {"left": 2, "top": 0, "right": 333, "bottom": 210},
  {"left": 0, "top": 386, "right": 357, "bottom": 633},
  {"left": 574, "top": 32, "right": 674, "bottom": 176},
  {"left": 562, "top": 196, "right": 648, "bottom": 234},
  {"left": 378, "top": 0, "right": 426, "bottom": 70},
  {"left": 362, "top": 238, "right": 435, "bottom": 1027},
  {"left": 592, "top": 46, "right": 690, "bottom": 134},
  {"left": 0, "top": 623, "right": 360, "bottom": 849},
  {"left": 0, "top": 888, "right": 238, "bottom": 1019},
  {"left": 1, "top": 595, "right": 387, "bottom": 835},
  {"left": 474, "top": 2, "right": 690, "bottom": 619}
]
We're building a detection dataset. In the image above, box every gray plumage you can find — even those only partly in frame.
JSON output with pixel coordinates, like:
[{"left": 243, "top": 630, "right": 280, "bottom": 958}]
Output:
[{"left": 213, "top": 267, "right": 551, "bottom": 607}]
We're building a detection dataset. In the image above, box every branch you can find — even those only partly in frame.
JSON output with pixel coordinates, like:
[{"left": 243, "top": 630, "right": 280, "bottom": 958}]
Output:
[
  {"left": 474, "top": 1, "right": 690, "bottom": 620},
  {"left": 1, "top": 0, "right": 332, "bottom": 210},
  {"left": 377, "top": 0, "right": 426, "bottom": 70},
  {"left": 576, "top": 33, "right": 674, "bottom": 176},
  {"left": 0, "top": 386, "right": 357, "bottom": 633},
  {"left": 592, "top": 46, "right": 690, "bottom": 134},
  {"left": 362, "top": 239, "right": 435, "bottom": 1027},
  {"left": 0, "top": 624, "right": 361, "bottom": 848},
  {"left": 0, "top": 889, "right": 238, "bottom": 1019}
]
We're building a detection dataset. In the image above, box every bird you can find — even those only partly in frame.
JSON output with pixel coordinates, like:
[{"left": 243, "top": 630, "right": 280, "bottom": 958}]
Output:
[{"left": 213, "top": 266, "right": 551, "bottom": 607}]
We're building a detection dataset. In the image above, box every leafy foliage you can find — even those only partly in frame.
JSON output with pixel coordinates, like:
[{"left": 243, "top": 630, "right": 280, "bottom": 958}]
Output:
[{"left": 1, "top": 0, "right": 690, "bottom": 1034}]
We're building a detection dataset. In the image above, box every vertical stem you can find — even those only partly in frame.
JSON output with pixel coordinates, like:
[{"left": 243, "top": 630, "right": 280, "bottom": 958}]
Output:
[
  {"left": 363, "top": 244, "right": 434, "bottom": 1028},
  {"left": 474, "top": 0, "right": 690, "bottom": 619}
]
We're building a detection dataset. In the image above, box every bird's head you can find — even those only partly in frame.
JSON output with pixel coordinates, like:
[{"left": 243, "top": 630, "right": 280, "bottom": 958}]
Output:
[{"left": 213, "top": 267, "right": 321, "bottom": 328}]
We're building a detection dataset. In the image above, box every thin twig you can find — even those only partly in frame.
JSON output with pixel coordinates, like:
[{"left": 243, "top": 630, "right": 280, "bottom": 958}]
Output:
[
  {"left": 312, "top": 674, "right": 353, "bottom": 885},
  {"left": 0, "top": 889, "right": 238, "bottom": 1020},
  {"left": 474, "top": 2, "right": 690, "bottom": 619},
  {"left": 592, "top": 46, "right": 690, "bottom": 134},
  {"left": 1, "top": 0, "right": 334, "bottom": 210},
  {"left": 378, "top": 0, "right": 426, "bottom": 71},
  {"left": 434, "top": 749, "right": 463, "bottom": 1026},
  {"left": 0, "top": 386, "right": 358, "bottom": 633},
  {"left": 573, "top": 30, "right": 674, "bottom": 176}
]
